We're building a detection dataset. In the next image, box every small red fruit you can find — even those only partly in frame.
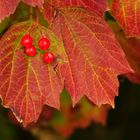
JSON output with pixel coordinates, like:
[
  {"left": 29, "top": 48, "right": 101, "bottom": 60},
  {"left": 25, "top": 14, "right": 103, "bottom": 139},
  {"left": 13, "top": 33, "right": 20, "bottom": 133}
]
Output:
[
  {"left": 38, "top": 37, "right": 50, "bottom": 50},
  {"left": 25, "top": 46, "right": 37, "bottom": 56},
  {"left": 43, "top": 52, "right": 54, "bottom": 63},
  {"left": 21, "top": 34, "right": 33, "bottom": 47}
]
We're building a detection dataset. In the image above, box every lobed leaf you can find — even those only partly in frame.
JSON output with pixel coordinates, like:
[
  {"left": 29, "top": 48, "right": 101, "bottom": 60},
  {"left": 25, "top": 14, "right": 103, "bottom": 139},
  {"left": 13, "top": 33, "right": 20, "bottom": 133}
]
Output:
[
  {"left": 0, "top": 21, "right": 63, "bottom": 126},
  {"left": 109, "top": 0, "right": 140, "bottom": 38},
  {"left": 51, "top": 7, "right": 133, "bottom": 107},
  {"left": 0, "top": 4, "right": 134, "bottom": 126}
]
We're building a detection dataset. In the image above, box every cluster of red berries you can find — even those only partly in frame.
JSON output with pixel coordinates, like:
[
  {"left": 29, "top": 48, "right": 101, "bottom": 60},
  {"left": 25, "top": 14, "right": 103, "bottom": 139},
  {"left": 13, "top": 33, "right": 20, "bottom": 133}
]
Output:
[{"left": 20, "top": 34, "right": 54, "bottom": 64}]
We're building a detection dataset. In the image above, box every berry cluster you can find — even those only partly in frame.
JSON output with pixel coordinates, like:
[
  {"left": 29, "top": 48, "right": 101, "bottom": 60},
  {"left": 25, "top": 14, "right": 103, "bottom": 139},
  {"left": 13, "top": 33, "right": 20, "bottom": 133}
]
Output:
[{"left": 20, "top": 34, "right": 54, "bottom": 64}]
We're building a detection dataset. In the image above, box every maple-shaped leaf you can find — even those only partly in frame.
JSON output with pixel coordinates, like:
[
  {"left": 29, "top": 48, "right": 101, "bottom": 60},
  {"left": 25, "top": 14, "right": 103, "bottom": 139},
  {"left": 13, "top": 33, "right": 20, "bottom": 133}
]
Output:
[
  {"left": 51, "top": 7, "right": 133, "bottom": 107},
  {"left": 0, "top": 0, "right": 44, "bottom": 23},
  {"left": 109, "top": 0, "right": 140, "bottom": 38},
  {"left": 0, "top": 21, "right": 63, "bottom": 126},
  {"left": 43, "top": 0, "right": 107, "bottom": 24}
]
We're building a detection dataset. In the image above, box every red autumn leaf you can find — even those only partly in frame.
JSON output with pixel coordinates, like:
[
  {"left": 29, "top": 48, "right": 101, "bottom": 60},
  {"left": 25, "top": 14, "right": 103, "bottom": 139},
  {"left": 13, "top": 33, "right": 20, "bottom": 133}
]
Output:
[
  {"left": 22, "top": 0, "right": 44, "bottom": 7},
  {"left": 0, "top": 3, "right": 134, "bottom": 126},
  {"left": 0, "top": 0, "right": 20, "bottom": 22},
  {"left": 117, "top": 35, "right": 140, "bottom": 77},
  {"left": 0, "top": 0, "right": 44, "bottom": 23},
  {"left": 0, "top": 21, "right": 63, "bottom": 126},
  {"left": 108, "top": 21, "right": 140, "bottom": 84},
  {"left": 43, "top": 0, "right": 107, "bottom": 24},
  {"left": 51, "top": 8, "right": 133, "bottom": 108},
  {"left": 109, "top": 0, "right": 140, "bottom": 38}
]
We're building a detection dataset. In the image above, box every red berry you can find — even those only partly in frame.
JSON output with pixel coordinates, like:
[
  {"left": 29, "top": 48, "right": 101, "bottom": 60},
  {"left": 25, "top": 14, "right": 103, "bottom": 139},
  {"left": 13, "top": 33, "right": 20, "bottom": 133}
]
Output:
[
  {"left": 38, "top": 37, "right": 50, "bottom": 50},
  {"left": 25, "top": 46, "right": 37, "bottom": 56},
  {"left": 43, "top": 52, "right": 54, "bottom": 63},
  {"left": 21, "top": 34, "right": 33, "bottom": 47}
]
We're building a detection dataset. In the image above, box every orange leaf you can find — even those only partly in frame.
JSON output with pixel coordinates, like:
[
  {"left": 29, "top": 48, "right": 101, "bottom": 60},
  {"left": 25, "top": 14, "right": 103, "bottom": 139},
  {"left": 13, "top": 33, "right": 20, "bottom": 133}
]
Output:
[{"left": 109, "top": 0, "right": 140, "bottom": 38}]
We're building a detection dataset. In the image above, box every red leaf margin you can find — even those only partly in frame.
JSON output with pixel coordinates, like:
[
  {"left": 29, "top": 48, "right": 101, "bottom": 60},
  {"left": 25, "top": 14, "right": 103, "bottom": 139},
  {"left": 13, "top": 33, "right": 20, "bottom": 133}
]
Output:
[{"left": 0, "top": 0, "right": 44, "bottom": 23}]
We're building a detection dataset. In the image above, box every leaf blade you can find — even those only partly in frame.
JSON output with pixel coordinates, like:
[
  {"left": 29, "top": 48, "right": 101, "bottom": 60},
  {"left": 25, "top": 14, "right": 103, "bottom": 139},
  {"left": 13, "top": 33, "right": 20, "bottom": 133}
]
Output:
[
  {"left": 109, "top": 0, "right": 140, "bottom": 37},
  {"left": 43, "top": 0, "right": 107, "bottom": 24},
  {"left": 52, "top": 8, "right": 133, "bottom": 107},
  {"left": 0, "top": 21, "right": 63, "bottom": 126}
]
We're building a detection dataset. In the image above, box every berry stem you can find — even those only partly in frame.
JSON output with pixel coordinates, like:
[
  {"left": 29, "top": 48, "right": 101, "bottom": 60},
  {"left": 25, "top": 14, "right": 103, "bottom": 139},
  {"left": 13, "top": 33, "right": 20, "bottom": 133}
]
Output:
[
  {"left": 39, "top": 24, "right": 43, "bottom": 37},
  {"left": 29, "top": 7, "right": 33, "bottom": 20},
  {"left": 35, "top": 9, "right": 43, "bottom": 37},
  {"left": 48, "top": 9, "right": 58, "bottom": 29}
]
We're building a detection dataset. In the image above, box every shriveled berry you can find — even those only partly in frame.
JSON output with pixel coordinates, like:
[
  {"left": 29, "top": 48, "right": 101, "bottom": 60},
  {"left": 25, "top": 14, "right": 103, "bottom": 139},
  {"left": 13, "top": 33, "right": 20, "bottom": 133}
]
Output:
[
  {"left": 43, "top": 52, "right": 54, "bottom": 63},
  {"left": 25, "top": 46, "right": 37, "bottom": 56},
  {"left": 21, "top": 34, "right": 33, "bottom": 47},
  {"left": 38, "top": 37, "right": 50, "bottom": 50}
]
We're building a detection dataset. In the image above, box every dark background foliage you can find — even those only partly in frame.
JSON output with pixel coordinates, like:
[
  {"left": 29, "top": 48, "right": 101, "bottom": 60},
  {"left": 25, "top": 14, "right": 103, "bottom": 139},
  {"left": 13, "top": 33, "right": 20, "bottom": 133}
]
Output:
[{"left": 1, "top": 77, "right": 140, "bottom": 140}]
